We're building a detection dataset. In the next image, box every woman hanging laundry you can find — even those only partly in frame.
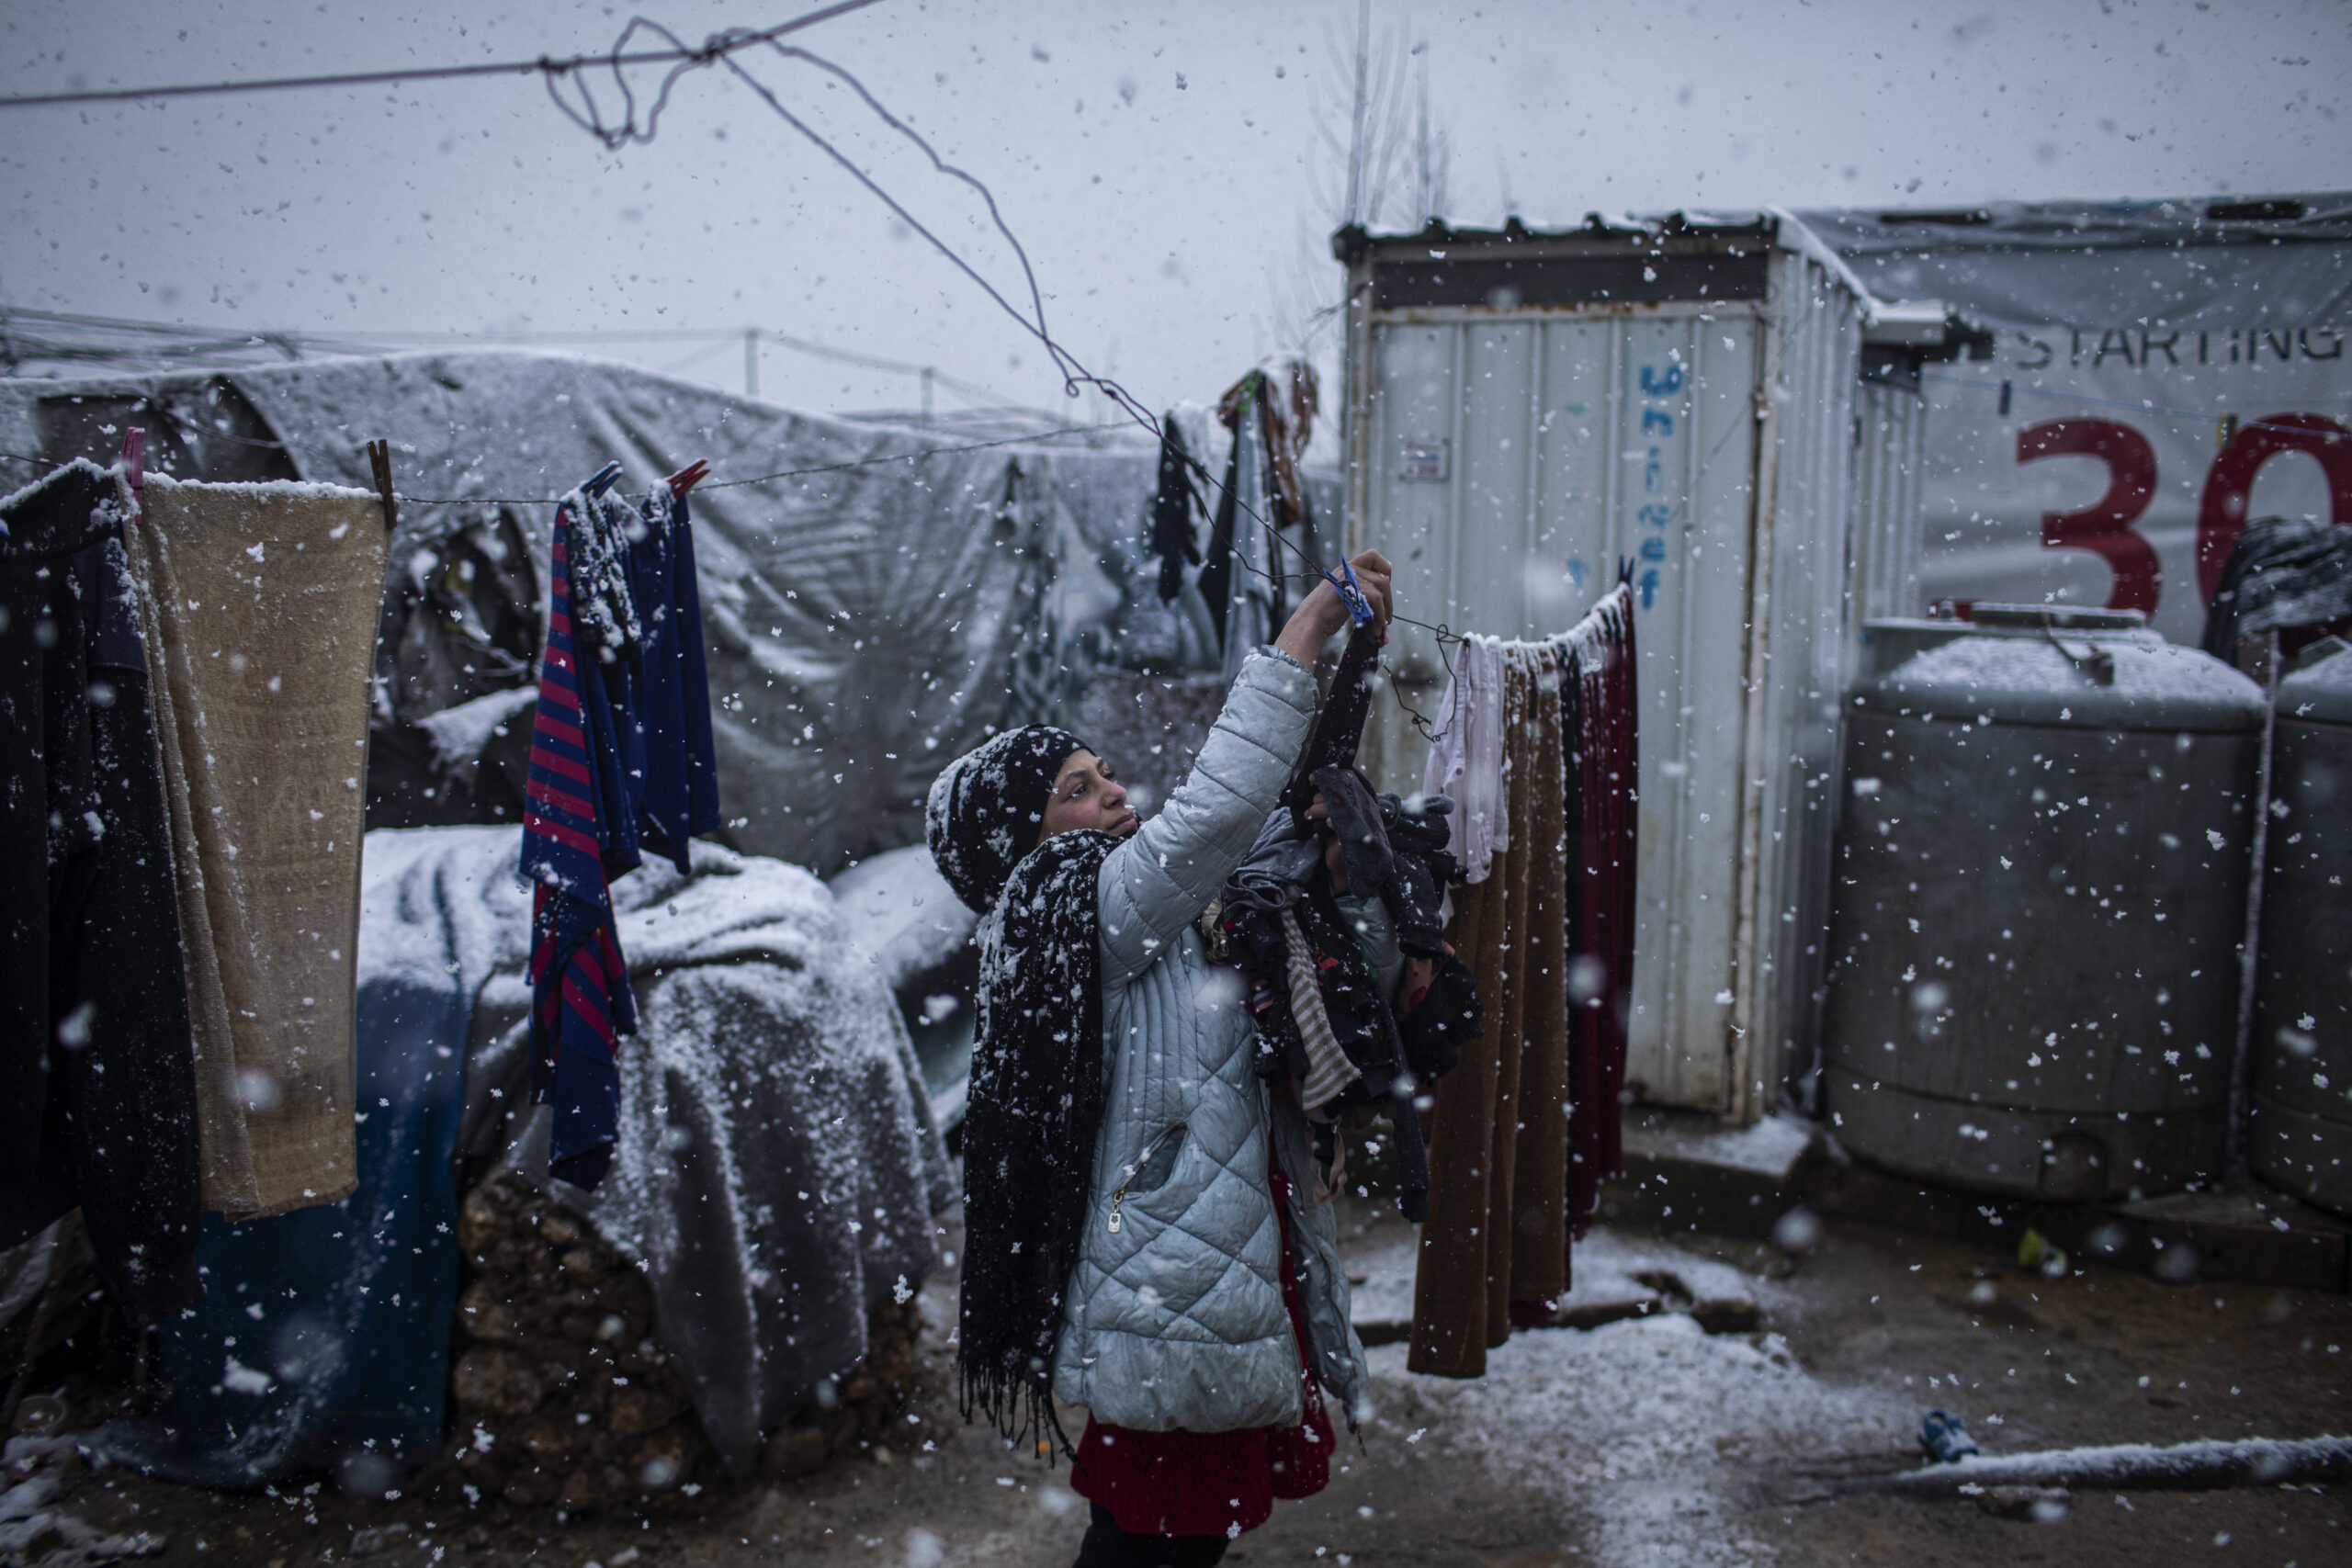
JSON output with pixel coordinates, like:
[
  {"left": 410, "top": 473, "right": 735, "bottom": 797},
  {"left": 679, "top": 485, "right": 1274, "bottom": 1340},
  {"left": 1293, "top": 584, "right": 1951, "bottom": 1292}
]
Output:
[{"left": 928, "top": 549, "right": 1391, "bottom": 1567}]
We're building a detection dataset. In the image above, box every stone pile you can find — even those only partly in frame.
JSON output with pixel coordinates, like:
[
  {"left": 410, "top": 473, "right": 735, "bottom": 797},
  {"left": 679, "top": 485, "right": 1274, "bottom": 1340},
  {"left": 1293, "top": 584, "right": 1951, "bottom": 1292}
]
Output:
[{"left": 439, "top": 1171, "right": 927, "bottom": 1511}]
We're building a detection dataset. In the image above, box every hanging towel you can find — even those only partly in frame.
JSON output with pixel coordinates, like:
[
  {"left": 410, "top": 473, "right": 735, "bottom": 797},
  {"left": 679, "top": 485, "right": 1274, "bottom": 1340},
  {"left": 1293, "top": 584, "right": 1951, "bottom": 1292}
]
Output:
[
  {"left": 0, "top": 462, "right": 204, "bottom": 1324},
  {"left": 1562, "top": 585, "right": 1638, "bottom": 1232},
  {"left": 126, "top": 476, "right": 388, "bottom": 1220},
  {"left": 1408, "top": 641, "right": 1570, "bottom": 1380},
  {"left": 1420, "top": 633, "right": 1511, "bottom": 882}
]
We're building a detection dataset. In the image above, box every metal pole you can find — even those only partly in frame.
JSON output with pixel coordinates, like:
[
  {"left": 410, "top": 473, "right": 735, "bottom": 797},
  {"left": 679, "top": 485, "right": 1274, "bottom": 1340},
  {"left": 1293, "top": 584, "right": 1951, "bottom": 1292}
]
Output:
[
  {"left": 745, "top": 329, "right": 759, "bottom": 399},
  {"left": 921, "top": 367, "right": 933, "bottom": 425},
  {"left": 2224, "top": 629, "right": 2279, "bottom": 1190}
]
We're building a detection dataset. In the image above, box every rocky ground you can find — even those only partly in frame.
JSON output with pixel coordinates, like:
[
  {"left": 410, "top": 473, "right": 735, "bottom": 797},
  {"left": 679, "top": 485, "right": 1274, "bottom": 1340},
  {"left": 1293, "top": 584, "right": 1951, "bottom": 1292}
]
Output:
[{"left": 6, "top": 1194, "right": 2348, "bottom": 1568}]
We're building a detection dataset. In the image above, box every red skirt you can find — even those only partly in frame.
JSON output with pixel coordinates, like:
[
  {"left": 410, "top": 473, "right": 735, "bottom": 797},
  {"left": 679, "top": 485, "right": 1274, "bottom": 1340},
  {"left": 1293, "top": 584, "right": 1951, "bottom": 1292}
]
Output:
[{"left": 1069, "top": 1157, "right": 1335, "bottom": 1537}]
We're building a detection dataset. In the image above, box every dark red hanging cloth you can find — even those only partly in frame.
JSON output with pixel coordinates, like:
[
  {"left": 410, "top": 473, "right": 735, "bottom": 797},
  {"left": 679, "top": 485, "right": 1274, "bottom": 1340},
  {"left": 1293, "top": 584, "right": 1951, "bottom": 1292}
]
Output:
[{"left": 1563, "top": 581, "right": 1637, "bottom": 1238}]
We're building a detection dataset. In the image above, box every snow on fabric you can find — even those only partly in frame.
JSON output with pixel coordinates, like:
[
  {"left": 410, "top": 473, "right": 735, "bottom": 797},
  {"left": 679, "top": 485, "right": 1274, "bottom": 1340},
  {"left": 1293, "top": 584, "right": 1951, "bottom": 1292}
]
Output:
[
  {"left": 828, "top": 846, "right": 977, "bottom": 995},
  {"left": 829, "top": 846, "right": 979, "bottom": 1130},
  {"left": 125, "top": 475, "right": 389, "bottom": 1219},
  {"left": 431, "top": 825, "right": 951, "bottom": 1479}
]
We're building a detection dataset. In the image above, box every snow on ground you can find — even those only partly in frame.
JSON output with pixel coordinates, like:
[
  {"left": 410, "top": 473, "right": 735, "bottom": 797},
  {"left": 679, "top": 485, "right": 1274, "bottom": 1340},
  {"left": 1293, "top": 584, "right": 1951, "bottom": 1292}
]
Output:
[{"left": 1351, "top": 1225, "right": 1911, "bottom": 1568}]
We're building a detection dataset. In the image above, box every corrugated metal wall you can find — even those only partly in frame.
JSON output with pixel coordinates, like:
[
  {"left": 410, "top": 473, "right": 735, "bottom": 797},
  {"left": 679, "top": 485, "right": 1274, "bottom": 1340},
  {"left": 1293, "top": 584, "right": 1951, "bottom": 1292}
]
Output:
[
  {"left": 1730, "top": 254, "right": 1864, "bottom": 1122},
  {"left": 1852, "top": 381, "right": 1927, "bottom": 625},
  {"left": 1345, "top": 240, "right": 1874, "bottom": 1120}
]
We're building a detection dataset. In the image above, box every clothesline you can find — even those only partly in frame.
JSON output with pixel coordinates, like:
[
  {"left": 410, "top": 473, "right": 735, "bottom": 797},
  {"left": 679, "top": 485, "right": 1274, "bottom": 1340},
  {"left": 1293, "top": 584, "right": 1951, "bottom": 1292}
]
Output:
[
  {"left": 0, "top": 0, "right": 886, "bottom": 111},
  {"left": 0, "top": 421, "right": 1134, "bottom": 504},
  {"left": 2, "top": 421, "right": 1481, "bottom": 654}
]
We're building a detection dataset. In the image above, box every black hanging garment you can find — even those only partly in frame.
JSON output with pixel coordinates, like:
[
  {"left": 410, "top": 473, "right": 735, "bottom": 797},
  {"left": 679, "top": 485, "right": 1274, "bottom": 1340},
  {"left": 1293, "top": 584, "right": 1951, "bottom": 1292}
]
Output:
[
  {"left": 1198, "top": 410, "right": 1244, "bottom": 649},
  {"left": 1218, "top": 626, "right": 1478, "bottom": 1222},
  {"left": 0, "top": 461, "right": 203, "bottom": 1325},
  {"left": 1149, "top": 415, "right": 1204, "bottom": 604}
]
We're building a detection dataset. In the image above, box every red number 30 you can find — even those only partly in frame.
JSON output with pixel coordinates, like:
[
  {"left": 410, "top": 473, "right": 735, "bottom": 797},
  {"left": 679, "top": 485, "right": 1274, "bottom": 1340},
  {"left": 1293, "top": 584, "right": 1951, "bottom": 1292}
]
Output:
[{"left": 2018, "top": 414, "right": 2352, "bottom": 613}]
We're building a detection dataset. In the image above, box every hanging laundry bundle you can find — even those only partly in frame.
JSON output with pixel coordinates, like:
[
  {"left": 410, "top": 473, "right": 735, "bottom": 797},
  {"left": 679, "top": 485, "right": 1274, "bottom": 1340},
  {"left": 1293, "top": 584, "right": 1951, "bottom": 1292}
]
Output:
[
  {"left": 2199, "top": 514, "right": 2352, "bottom": 660},
  {"left": 1408, "top": 577, "right": 1637, "bottom": 1380},
  {"left": 1199, "top": 360, "right": 1325, "bottom": 684},
  {"left": 0, "top": 458, "right": 204, "bottom": 1323},
  {"left": 522, "top": 464, "right": 719, "bottom": 1189},
  {"left": 1562, "top": 581, "right": 1638, "bottom": 1234},
  {"left": 1217, "top": 627, "right": 1480, "bottom": 1222},
  {"left": 1148, "top": 413, "right": 1204, "bottom": 604}
]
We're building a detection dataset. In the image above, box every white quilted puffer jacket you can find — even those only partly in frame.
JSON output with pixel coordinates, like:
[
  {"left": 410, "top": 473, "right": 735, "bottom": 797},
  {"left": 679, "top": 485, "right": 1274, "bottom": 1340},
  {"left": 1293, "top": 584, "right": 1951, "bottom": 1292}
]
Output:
[{"left": 1051, "top": 649, "right": 1367, "bottom": 1432}]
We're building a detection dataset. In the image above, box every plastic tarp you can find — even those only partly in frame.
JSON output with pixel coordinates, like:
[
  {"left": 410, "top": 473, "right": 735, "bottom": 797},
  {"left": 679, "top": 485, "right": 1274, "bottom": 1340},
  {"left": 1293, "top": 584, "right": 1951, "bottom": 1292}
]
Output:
[
  {"left": 829, "top": 845, "right": 979, "bottom": 1131},
  {"left": 1792, "top": 194, "right": 2352, "bottom": 333},
  {"left": 0, "top": 353, "right": 1202, "bottom": 874}
]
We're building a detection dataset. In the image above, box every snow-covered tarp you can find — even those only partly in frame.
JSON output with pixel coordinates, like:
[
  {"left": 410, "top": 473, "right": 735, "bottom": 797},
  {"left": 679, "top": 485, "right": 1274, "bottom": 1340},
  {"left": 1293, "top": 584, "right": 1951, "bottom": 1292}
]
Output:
[
  {"left": 828, "top": 845, "right": 979, "bottom": 1132},
  {"left": 0, "top": 352, "right": 1261, "bottom": 874}
]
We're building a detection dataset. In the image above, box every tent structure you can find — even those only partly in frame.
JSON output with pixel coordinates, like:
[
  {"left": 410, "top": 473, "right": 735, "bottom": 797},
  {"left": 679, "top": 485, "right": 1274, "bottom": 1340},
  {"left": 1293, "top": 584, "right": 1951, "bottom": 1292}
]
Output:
[{"left": 0, "top": 351, "right": 1291, "bottom": 875}]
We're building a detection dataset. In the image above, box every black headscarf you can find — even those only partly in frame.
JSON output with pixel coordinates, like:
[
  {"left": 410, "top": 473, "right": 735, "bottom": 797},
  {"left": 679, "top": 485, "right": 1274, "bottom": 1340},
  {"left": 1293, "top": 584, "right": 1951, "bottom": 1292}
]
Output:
[
  {"left": 924, "top": 725, "right": 1116, "bottom": 1454},
  {"left": 926, "top": 725, "right": 1088, "bottom": 914}
]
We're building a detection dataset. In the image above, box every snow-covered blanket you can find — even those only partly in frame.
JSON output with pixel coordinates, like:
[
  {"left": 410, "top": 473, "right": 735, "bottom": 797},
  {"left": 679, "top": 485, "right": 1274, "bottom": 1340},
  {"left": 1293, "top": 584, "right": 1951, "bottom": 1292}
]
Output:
[
  {"left": 94, "top": 826, "right": 950, "bottom": 1485},
  {"left": 428, "top": 826, "right": 955, "bottom": 1478}
]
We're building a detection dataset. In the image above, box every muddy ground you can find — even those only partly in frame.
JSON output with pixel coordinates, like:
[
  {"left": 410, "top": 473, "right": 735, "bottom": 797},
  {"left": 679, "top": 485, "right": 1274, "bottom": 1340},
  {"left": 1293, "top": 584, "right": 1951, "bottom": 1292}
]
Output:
[{"left": 16, "top": 1200, "right": 2349, "bottom": 1568}]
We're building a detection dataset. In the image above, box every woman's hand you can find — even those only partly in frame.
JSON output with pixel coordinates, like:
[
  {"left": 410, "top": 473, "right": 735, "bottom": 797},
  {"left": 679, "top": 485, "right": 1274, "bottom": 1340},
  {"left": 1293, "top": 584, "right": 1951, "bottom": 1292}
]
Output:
[{"left": 1274, "top": 547, "right": 1392, "bottom": 667}]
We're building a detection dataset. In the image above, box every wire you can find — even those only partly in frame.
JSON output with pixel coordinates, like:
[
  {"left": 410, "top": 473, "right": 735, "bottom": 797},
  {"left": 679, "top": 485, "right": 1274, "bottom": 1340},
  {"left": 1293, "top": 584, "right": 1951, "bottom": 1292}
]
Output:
[
  {"left": 4, "top": 11, "right": 1431, "bottom": 660},
  {"left": 0, "top": 423, "right": 1131, "bottom": 502},
  {"left": 0, "top": 0, "right": 886, "bottom": 110}
]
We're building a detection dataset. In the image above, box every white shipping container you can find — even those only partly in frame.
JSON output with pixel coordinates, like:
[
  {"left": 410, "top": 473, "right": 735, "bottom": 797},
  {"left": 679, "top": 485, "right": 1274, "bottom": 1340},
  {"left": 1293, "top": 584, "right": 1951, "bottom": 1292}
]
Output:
[{"left": 1337, "top": 216, "right": 1933, "bottom": 1122}]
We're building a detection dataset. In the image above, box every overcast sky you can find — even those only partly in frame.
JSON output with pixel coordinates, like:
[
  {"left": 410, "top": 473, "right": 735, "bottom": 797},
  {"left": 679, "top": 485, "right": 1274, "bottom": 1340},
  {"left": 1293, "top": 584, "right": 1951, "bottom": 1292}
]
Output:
[{"left": 2, "top": 0, "right": 2344, "bottom": 425}]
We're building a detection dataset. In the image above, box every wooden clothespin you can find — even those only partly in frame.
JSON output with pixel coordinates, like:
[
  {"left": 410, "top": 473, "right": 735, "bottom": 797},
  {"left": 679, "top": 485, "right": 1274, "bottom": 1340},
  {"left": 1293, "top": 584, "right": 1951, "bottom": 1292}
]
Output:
[{"left": 366, "top": 438, "right": 400, "bottom": 536}]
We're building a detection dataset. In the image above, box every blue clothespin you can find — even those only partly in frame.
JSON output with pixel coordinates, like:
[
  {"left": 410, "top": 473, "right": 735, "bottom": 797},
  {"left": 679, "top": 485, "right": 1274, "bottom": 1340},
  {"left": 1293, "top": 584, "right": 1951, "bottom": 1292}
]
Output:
[
  {"left": 583, "top": 461, "right": 625, "bottom": 499},
  {"left": 1325, "top": 558, "right": 1376, "bottom": 626}
]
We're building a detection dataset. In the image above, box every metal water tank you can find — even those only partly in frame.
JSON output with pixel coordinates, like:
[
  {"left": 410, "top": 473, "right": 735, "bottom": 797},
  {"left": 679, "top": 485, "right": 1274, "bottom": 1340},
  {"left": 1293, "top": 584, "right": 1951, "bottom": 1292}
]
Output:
[
  {"left": 2250, "top": 639, "right": 2352, "bottom": 1215},
  {"left": 1823, "top": 607, "right": 2267, "bottom": 1200}
]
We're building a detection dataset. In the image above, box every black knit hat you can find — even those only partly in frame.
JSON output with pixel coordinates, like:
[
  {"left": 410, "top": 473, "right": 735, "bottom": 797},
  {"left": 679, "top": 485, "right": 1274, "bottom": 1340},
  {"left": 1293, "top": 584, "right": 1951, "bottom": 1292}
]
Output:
[{"left": 925, "top": 725, "right": 1091, "bottom": 912}]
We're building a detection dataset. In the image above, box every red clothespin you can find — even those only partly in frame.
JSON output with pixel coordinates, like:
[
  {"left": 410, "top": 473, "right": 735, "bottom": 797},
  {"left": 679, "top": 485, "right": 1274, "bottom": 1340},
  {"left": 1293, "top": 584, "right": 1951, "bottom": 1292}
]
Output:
[
  {"left": 119, "top": 426, "right": 145, "bottom": 508},
  {"left": 666, "top": 458, "right": 709, "bottom": 501}
]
